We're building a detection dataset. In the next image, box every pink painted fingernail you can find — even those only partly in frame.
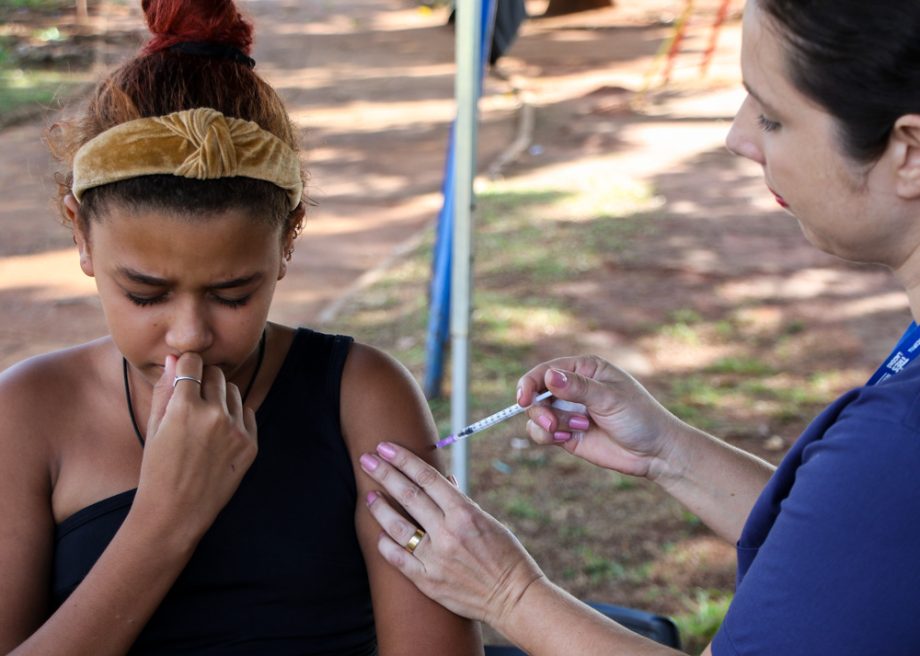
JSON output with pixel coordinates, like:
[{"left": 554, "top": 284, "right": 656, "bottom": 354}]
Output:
[
  {"left": 360, "top": 453, "right": 379, "bottom": 472},
  {"left": 366, "top": 491, "right": 379, "bottom": 505},
  {"left": 377, "top": 442, "right": 397, "bottom": 460},
  {"left": 537, "top": 415, "right": 553, "bottom": 431},
  {"left": 569, "top": 415, "right": 590, "bottom": 430},
  {"left": 516, "top": 386, "right": 523, "bottom": 403},
  {"left": 554, "top": 431, "right": 572, "bottom": 443},
  {"left": 549, "top": 368, "right": 569, "bottom": 387}
]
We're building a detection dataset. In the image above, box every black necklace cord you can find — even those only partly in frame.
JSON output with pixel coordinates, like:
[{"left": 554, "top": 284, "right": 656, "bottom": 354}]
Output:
[
  {"left": 123, "top": 329, "right": 267, "bottom": 448},
  {"left": 240, "top": 329, "right": 267, "bottom": 404},
  {"left": 123, "top": 357, "right": 146, "bottom": 448}
]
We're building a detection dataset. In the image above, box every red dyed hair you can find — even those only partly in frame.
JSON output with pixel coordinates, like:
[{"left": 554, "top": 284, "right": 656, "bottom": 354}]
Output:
[
  {"left": 141, "top": 0, "right": 254, "bottom": 55},
  {"left": 47, "top": 0, "right": 305, "bottom": 238}
]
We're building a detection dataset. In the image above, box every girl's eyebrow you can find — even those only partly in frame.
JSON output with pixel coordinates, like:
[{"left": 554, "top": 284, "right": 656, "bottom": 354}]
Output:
[
  {"left": 210, "top": 273, "right": 264, "bottom": 290},
  {"left": 117, "top": 267, "right": 263, "bottom": 289}
]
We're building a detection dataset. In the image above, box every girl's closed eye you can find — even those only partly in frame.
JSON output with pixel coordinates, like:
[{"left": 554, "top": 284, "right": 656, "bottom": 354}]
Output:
[
  {"left": 125, "top": 291, "right": 252, "bottom": 308},
  {"left": 127, "top": 292, "right": 167, "bottom": 307},
  {"left": 212, "top": 293, "right": 251, "bottom": 308}
]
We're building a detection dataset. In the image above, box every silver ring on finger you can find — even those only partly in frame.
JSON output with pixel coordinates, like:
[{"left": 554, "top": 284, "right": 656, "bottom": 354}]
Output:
[
  {"left": 173, "top": 375, "right": 203, "bottom": 388},
  {"left": 405, "top": 528, "right": 426, "bottom": 554}
]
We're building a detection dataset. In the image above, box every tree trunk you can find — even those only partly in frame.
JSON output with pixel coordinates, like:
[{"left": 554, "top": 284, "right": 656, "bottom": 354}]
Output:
[{"left": 543, "top": 0, "right": 614, "bottom": 17}]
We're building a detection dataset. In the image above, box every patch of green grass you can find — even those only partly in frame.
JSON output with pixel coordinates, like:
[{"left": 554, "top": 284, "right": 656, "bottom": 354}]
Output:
[
  {"left": 681, "top": 510, "right": 702, "bottom": 528},
  {"left": 664, "top": 363, "right": 837, "bottom": 430},
  {"left": 610, "top": 472, "right": 637, "bottom": 490},
  {"left": 505, "top": 497, "right": 546, "bottom": 522},
  {"left": 669, "top": 376, "right": 728, "bottom": 410},
  {"left": 559, "top": 523, "right": 589, "bottom": 541},
  {"left": 658, "top": 309, "right": 705, "bottom": 344},
  {"left": 675, "top": 589, "right": 732, "bottom": 649},
  {"left": 668, "top": 308, "right": 703, "bottom": 325},
  {"left": 478, "top": 193, "right": 589, "bottom": 284},
  {"left": 705, "top": 356, "right": 774, "bottom": 376},
  {"left": 0, "top": 39, "right": 12, "bottom": 68},
  {"left": 713, "top": 319, "right": 737, "bottom": 340},
  {"left": 2, "top": 0, "right": 71, "bottom": 8},
  {"left": 34, "top": 26, "right": 64, "bottom": 42},
  {"left": 579, "top": 547, "right": 626, "bottom": 583},
  {"left": 475, "top": 182, "right": 661, "bottom": 286},
  {"left": 323, "top": 173, "right": 711, "bottom": 622},
  {"left": 783, "top": 319, "right": 806, "bottom": 335},
  {"left": 736, "top": 376, "right": 831, "bottom": 424},
  {"left": 335, "top": 177, "right": 661, "bottom": 423},
  {"left": 0, "top": 68, "right": 84, "bottom": 117}
]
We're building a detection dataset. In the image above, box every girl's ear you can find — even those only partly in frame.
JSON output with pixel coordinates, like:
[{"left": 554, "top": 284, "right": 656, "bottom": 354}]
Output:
[
  {"left": 278, "top": 204, "right": 305, "bottom": 280},
  {"left": 64, "top": 194, "right": 94, "bottom": 277},
  {"left": 891, "top": 115, "right": 920, "bottom": 200},
  {"left": 278, "top": 231, "right": 293, "bottom": 281}
]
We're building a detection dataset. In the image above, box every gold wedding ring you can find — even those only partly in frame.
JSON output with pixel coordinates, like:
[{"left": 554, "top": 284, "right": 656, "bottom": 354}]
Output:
[
  {"left": 405, "top": 528, "right": 426, "bottom": 554},
  {"left": 173, "top": 375, "right": 203, "bottom": 388}
]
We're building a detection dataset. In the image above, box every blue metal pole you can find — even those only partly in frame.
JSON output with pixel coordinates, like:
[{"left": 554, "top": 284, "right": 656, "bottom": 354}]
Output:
[
  {"left": 423, "top": 0, "right": 496, "bottom": 401},
  {"left": 422, "top": 125, "right": 455, "bottom": 399}
]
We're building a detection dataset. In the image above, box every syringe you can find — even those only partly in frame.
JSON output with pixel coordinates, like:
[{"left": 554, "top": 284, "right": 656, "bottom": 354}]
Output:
[{"left": 435, "top": 390, "right": 554, "bottom": 449}]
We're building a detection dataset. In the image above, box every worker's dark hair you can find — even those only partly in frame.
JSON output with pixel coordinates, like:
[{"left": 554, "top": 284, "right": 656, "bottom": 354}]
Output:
[{"left": 757, "top": 0, "right": 920, "bottom": 162}]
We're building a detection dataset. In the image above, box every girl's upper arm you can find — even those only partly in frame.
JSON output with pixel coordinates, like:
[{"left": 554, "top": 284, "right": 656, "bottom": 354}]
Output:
[
  {"left": 341, "top": 343, "right": 483, "bottom": 656},
  {"left": 0, "top": 364, "right": 56, "bottom": 651}
]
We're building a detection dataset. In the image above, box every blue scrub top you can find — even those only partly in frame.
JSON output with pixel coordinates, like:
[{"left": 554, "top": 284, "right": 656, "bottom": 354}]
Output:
[{"left": 712, "top": 361, "right": 920, "bottom": 654}]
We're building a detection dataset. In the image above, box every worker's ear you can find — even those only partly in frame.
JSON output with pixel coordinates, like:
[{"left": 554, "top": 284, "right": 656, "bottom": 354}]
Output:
[
  {"left": 64, "top": 194, "right": 95, "bottom": 277},
  {"left": 891, "top": 115, "right": 920, "bottom": 199}
]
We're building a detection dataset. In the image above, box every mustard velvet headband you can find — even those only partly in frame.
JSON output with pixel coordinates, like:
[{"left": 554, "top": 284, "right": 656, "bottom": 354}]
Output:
[{"left": 72, "top": 107, "right": 303, "bottom": 211}]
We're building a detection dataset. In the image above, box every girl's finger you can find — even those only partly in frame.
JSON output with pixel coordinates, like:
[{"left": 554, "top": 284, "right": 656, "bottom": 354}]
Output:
[
  {"left": 227, "top": 381, "right": 258, "bottom": 444},
  {"left": 243, "top": 407, "right": 258, "bottom": 440},
  {"left": 147, "top": 354, "right": 178, "bottom": 437},
  {"left": 172, "top": 353, "right": 205, "bottom": 401},
  {"left": 226, "top": 382, "right": 243, "bottom": 422},
  {"left": 200, "top": 364, "right": 226, "bottom": 407}
]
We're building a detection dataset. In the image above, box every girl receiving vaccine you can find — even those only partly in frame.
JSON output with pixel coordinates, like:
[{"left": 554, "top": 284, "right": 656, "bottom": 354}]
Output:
[{"left": 0, "top": 1, "right": 482, "bottom": 654}]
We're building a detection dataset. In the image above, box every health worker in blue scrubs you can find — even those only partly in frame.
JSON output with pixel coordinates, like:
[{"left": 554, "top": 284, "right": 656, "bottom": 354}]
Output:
[{"left": 358, "top": 1, "right": 920, "bottom": 654}]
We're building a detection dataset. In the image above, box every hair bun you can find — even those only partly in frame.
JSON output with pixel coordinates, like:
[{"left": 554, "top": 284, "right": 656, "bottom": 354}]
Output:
[{"left": 141, "top": 0, "right": 254, "bottom": 56}]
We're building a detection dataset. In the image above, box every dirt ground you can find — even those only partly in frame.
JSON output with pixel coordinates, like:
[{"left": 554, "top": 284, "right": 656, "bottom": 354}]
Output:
[
  {"left": 1, "top": 0, "right": 515, "bottom": 366},
  {"left": 1, "top": 0, "right": 912, "bottom": 650},
  {"left": 5, "top": 1, "right": 905, "bottom": 372}
]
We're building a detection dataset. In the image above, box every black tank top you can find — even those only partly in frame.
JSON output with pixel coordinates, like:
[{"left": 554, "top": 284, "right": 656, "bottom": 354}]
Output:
[{"left": 52, "top": 329, "right": 377, "bottom": 655}]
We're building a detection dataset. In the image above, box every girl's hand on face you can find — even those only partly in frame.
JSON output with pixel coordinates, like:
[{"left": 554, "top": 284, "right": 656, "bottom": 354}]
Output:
[
  {"left": 517, "top": 355, "right": 683, "bottom": 480},
  {"left": 136, "top": 352, "right": 258, "bottom": 536},
  {"left": 360, "top": 442, "right": 544, "bottom": 628}
]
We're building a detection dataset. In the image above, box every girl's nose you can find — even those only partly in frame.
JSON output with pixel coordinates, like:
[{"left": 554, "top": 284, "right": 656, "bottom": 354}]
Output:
[{"left": 164, "top": 298, "right": 214, "bottom": 355}]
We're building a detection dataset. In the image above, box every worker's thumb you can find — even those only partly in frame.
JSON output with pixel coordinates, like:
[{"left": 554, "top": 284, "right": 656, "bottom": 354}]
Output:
[{"left": 544, "top": 367, "right": 615, "bottom": 416}]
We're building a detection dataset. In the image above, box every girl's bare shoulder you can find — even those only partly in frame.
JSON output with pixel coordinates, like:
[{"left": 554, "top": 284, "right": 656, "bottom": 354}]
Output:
[
  {"left": 339, "top": 341, "right": 439, "bottom": 455},
  {"left": 0, "top": 339, "right": 112, "bottom": 447}
]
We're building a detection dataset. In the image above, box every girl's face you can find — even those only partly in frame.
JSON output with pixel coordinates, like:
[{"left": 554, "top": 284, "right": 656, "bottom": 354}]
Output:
[
  {"left": 71, "top": 200, "right": 288, "bottom": 387},
  {"left": 725, "top": 3, "right": 915, "bottom": 268}
]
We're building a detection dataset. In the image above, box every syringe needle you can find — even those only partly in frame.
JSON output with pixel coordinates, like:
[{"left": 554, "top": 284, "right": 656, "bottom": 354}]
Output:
[{"left": 435, "top": 391, "right": 554, "bottom": 448}]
